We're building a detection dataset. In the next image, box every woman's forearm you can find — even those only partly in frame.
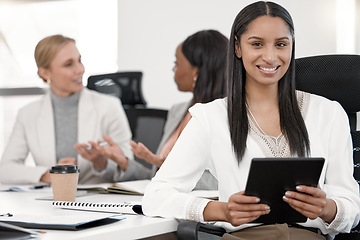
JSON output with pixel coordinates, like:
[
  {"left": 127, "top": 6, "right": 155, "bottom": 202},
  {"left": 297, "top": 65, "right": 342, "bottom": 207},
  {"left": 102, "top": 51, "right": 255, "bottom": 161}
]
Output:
[
  {"left": 203, "top": 201, "right": 228, "bottom": 222},
  {"left": 320, "top": 199, "right": 337, "bottom": 223}
]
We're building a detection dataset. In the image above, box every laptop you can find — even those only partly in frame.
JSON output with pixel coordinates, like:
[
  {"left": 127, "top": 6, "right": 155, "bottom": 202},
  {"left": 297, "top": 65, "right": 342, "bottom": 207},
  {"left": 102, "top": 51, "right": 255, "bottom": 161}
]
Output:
[{"left": 244, "top": 157, "right": 325, "bottom": 224}]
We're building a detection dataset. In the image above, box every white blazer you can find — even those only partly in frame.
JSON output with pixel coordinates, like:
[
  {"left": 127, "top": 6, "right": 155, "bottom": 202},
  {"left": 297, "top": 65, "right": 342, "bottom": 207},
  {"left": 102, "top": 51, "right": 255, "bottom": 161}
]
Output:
[{"left": 0, "top": 88, "right": 145, "bottom": 184}]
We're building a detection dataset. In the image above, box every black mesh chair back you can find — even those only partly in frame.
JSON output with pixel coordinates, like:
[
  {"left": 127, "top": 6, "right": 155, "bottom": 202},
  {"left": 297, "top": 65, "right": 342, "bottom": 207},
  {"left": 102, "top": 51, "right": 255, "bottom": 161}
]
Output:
[
  {"left": 295, "top": 54, "right": 360, "bottom": 127},
  {"left": 353, "top": 131, "right": 360, "bottom": 184},
  {"left": 87, "top": 71, "right": 146, "bottom": 109},
  {"left": 177, "top": 54, "right": 360, "bottom": 240},
  {"left": 295, "top": 54, "right": 360, "bottom": 240},
  {"left": 125, "top": 108, "right": 168, "bottom": 169}
]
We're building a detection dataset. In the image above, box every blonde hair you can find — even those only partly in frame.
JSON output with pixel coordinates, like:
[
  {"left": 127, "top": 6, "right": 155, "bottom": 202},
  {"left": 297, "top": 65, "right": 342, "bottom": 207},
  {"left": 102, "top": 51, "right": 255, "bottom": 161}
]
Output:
[{"left": 34, "top": 34, "right": 75, "bottom": 82}]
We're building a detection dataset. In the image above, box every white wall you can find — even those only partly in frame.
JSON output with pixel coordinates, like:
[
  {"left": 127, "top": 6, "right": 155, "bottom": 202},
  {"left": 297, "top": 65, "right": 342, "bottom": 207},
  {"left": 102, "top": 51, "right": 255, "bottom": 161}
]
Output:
[{"left": 117, "top": 0, "right": 339, "bottom": 110}]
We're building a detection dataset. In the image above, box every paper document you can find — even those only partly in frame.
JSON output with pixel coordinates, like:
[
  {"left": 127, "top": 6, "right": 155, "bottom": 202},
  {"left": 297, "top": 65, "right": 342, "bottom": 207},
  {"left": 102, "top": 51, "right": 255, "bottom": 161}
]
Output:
[
  {"left": 78, "top": 179, "right": 150, "bottom": 195},
  {"left": 190, "top": 190, "right": 219, "bottom": 200}
]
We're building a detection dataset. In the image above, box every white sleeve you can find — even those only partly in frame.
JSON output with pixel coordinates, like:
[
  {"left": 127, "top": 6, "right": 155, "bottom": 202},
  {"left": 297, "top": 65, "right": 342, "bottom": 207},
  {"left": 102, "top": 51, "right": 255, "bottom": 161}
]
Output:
[
  {"left": 316, "top": 101, "right": 360, "bottom": 235},
  {"left": 0, "top": 110, "right": 48, "bottom": 184}
]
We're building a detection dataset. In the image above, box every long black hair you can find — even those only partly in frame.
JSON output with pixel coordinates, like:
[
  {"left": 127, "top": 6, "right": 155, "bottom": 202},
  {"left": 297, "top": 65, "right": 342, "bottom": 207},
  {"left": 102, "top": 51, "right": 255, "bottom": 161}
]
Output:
[
  {"left": 227, "top": 1, "right": 310, "bottom": 162},
  {"left": 182, "top": 30, "right": 229, "bottom": 104}
]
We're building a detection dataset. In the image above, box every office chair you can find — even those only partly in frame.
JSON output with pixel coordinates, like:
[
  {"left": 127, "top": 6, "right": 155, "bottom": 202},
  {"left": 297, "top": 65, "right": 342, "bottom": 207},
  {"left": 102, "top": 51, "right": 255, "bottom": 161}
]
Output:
[
  {"left": 296, "top": 54, "right": 360, "bottom": 240},
  {"left": 177, "top": 54, "right": 360, "bottom": 240},
  {"left": 87, "top": 71, "right": 168, "bottom": 170},
  {"left": 87, "top": 71, "right": 147, "bottom": 109},
  {"left": 125, "top": 108, "right": 168, "bottom": 169}
]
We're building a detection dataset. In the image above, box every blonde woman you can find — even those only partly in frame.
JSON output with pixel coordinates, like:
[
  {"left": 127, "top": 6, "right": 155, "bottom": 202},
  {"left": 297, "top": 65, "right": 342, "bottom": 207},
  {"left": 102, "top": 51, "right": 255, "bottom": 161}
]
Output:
[{"left": 0, "top": 35, "right": 145, "bottom": 184}]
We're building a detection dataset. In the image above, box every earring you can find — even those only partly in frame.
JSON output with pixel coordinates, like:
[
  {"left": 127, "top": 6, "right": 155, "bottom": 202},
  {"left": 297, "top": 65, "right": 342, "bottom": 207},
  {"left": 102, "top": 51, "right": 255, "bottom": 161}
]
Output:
[
  {"left": 192, "top": 77, "right": 197, "bottom": 88},
  {"left": 47, "top": 79, "right": 51, "bottom": 85}
]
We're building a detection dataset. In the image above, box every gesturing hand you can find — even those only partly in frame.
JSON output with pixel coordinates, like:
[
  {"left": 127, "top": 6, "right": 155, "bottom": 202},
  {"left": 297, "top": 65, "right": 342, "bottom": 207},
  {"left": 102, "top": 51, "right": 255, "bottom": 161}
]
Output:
[
  {"left": 283, "top": 185, "right": 337, "bottom": 223},
  {"left": 74, "top": 142, "right": 108, "bottom": 170},
  {"left": 90, "top": 134, "right": 128, "bottom": 171},
  {"left": 130, "top": 140, "right": 165, "bottom": 167},
  {"left": 225, "top": 191, "right": 271, "bottom": 226},
  {"left": 57, "top": 157, "right": 77, "bottom": 166}
]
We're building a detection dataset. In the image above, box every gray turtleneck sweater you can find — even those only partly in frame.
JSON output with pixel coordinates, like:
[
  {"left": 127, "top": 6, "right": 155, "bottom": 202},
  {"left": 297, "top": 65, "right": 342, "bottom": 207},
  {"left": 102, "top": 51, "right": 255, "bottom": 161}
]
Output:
[{"left": 50, "top": 91, "right": 79, "bottom": 162}]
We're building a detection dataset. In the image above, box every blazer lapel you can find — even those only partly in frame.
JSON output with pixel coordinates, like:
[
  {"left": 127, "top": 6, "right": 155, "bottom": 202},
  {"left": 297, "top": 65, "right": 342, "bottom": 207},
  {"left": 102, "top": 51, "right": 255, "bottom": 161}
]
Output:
[
  {"left": 165, "top": 100, "right": 191, "bottom": 140},
  {"left": 157, "top": 100, "right": 191, "bottom": 153},
  {"left": 37, "top": 92, "right": 56, "bottom": 165},
  {"left": 78, "top": 89, "right": 97, "bottom": 144}
]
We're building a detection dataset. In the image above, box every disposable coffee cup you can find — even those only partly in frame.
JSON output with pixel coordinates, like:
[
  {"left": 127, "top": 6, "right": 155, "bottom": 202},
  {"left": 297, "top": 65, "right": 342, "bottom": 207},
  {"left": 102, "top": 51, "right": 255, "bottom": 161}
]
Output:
[{"left": 49, "top": 165, "right": 80, "bottom": 202}]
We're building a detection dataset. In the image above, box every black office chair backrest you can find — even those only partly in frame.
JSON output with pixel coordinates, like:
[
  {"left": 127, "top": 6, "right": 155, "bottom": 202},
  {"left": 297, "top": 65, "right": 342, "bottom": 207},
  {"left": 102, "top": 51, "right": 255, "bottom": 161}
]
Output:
[
  {"left": 125, "top": 108, "right": 168, "bottom": 169},
  {"left": 295, "top": 54, "right": 360, "bottom": 240},
  {"left": 295, "top": 54, "right": 360, "bottom": 177},
  {"left": 87, "top": 71, "right": 147, "bottom": 109},
  {"left": 295, "top": 54, "right": 360, "bottom": 128}
]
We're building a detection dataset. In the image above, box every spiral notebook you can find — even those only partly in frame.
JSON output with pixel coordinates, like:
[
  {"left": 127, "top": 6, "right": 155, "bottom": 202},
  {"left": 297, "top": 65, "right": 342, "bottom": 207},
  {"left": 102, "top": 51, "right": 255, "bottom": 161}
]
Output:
[{"left": 52, "top": 201, "right": 143, "bottom": 215}]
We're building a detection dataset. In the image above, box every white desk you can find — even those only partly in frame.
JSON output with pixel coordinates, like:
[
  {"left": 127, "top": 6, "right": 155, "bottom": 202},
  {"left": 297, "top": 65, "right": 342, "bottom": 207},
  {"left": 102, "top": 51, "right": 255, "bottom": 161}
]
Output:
[{"left": 0, "top": 187, "right": 178, "bottom": 240}]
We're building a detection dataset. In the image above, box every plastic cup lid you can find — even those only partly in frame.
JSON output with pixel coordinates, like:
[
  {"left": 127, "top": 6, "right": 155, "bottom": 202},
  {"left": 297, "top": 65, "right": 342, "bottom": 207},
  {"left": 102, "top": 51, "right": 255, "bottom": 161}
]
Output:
[{"left": 49, "top": 165, "right": 80, "bottom": 173}]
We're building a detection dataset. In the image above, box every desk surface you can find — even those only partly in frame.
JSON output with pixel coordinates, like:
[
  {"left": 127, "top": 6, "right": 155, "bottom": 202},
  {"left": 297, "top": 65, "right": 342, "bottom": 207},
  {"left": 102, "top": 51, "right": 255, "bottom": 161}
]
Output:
[{"left": 0, "top": 185, "right": 178, "bottom": 240}]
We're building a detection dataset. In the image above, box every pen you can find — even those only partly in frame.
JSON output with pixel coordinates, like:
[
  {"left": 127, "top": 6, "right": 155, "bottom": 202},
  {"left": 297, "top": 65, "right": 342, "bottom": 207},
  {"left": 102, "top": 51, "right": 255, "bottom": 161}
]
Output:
[
  {"left": 8, "top": 187, "right": 24, "bottom": 192},
  {"left": 86, "top": 141, "right": 109, "bottom": 150},
  {"left": 0, "top": 221, "right": 46, "bottom": 235},
  {"left": 0, "top": 213, "right": 13, "bottom": 217},
  {"left": 30, "top": 184, "right": 50, "bottom": 190}
]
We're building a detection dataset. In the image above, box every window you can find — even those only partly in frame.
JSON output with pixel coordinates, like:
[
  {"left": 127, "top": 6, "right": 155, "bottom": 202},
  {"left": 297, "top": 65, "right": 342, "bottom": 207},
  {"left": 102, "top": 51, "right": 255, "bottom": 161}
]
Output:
[{"left": 0, "top": 0, "right": 118, "bottom": 159}]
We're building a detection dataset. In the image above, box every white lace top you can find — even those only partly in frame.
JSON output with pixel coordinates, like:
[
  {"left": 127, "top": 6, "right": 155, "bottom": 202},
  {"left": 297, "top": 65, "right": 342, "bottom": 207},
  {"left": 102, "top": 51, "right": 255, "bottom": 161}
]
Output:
[
  {"left": 248, "top": 91, "right": 309, "bottom": 158},
  {"left": 142, "top": 92, "right": 360, "bottom": 239}
]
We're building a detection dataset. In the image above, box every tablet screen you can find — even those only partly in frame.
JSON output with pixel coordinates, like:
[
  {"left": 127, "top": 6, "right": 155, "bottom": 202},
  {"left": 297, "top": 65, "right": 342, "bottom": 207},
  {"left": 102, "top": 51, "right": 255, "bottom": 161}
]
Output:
[{"left": 244, "top": 157, "right": 325, "bottom": 224}]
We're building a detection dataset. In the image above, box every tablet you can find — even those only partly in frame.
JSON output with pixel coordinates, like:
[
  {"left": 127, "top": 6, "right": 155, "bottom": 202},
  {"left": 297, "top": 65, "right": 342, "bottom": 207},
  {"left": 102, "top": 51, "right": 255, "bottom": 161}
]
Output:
[{"left": 244, "top": 157, "right": 325, "bottom": 224}]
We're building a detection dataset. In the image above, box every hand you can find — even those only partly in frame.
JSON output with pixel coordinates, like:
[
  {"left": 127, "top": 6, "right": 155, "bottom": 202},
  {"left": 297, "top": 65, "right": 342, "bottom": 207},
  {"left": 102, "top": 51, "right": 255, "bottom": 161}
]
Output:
[
  {"left": 283, "top": 185, "right": 337, "bottom": 223},
  {"left": 57, "top": 157, "right": 77, "bottom": 165},
  {"left": 225, "top": 191, "right": 271, "bottom": 226},
  {"left": 40, "top": 158, "right": 77, "bottom": 183},
  {"left": 91, "top": 134, "right": 129, "bottom": 171},
  {"left": 203, "top": 191, "right": 270, "bottom": 225},
  {"left": 74, "top": 142, "right": 108, "bottom": 170},
  {"left": 40, "top": 171, "right": 51, "bottom": 183},
  {"left": 129, "top": 140, "right": 165, "bottom": 167}
]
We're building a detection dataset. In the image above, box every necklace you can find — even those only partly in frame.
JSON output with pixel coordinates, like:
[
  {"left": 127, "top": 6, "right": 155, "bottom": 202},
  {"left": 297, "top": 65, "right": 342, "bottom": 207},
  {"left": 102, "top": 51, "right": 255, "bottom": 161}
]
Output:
[{"left": 245, "top": 103, "right": 283, "bottom": 141}]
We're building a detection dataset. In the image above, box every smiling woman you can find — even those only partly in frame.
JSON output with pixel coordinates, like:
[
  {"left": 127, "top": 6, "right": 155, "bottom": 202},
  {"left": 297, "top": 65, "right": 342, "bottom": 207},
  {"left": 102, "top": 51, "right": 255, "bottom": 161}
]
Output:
[
  {"left": 35, "top": 38, "right": 85, "bottom": 97},
  {"left": 234, "top": 15, "right": 294, "bottom": 138},
  {"left": 141, "top": 2, "right": 360, "bottom": 240},
  {"left": 236, "top": 16, "right": 293, "bottom": 82}
]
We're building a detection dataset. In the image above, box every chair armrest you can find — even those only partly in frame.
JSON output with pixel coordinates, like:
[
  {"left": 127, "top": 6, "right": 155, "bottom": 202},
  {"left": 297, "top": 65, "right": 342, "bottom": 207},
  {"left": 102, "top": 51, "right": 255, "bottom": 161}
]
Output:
[{"left": 177, "top": 221, "right": 226, "bottom": 240}]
